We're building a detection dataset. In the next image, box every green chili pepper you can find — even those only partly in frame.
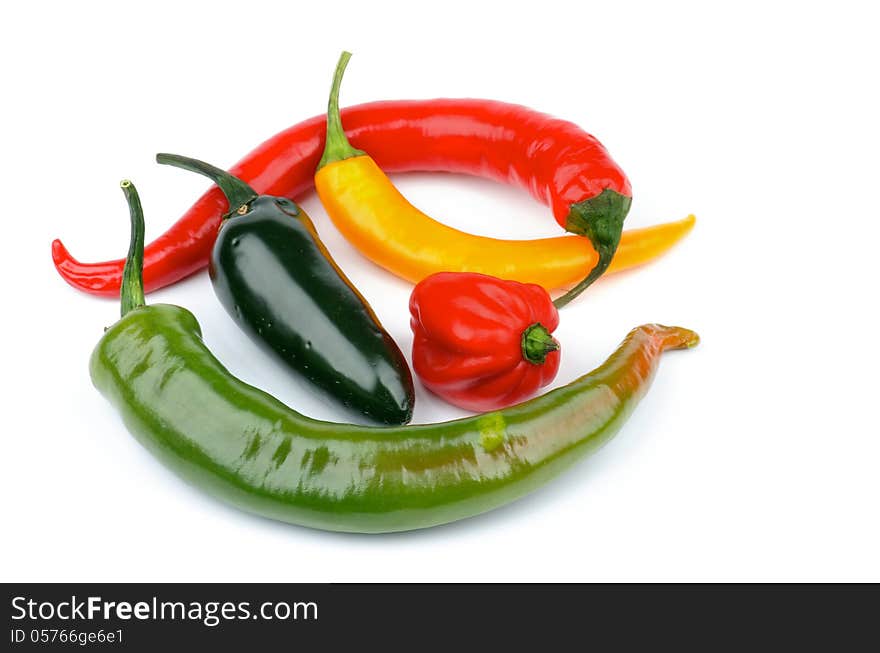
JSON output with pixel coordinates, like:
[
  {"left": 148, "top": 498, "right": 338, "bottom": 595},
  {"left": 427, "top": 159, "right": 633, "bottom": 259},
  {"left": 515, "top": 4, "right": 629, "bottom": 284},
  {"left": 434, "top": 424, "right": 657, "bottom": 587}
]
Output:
[
  {"left": 91, "top": 181, "right": 699, "bottom": 533},
  {"left": 155, "top": 153, "right": 414, "bottom": 425}
]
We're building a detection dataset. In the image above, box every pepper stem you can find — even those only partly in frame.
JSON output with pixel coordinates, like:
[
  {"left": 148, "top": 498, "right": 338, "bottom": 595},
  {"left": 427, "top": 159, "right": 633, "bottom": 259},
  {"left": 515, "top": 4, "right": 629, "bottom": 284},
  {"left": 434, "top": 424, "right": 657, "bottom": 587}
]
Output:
[
  {"left": 553, "top": 188, "right": 632, "bottom": 308},
  {"left": 156, "top": 153, "right": 258, "bottom": 216},
  {"left": 119, "top": 180, "right": 146, "bottom": 317},
  {"left": 521, "top": 323, "right": 560, "bottom": 365},
  {"left": 317, "top": 51, "right": 365, "bottom": 169}
]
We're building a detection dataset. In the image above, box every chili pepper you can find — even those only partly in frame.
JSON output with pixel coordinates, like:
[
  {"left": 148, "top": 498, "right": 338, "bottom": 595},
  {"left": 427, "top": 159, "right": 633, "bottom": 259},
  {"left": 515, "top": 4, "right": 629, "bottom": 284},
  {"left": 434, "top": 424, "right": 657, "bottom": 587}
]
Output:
[
  {"left": 410, "top": 273, "right": 561, "bottom": 411},
  {"left": 92, "top": 180, "right": 698, "bottom": 533},
  {"left": 52, "top": 92, "right": 693, "bottom": 299},
  {"left": 314, "top": 52, "right": 625, "bottom": 307},
  {"left": 155, "top": 153, "right": 414, "bottom": 425}
]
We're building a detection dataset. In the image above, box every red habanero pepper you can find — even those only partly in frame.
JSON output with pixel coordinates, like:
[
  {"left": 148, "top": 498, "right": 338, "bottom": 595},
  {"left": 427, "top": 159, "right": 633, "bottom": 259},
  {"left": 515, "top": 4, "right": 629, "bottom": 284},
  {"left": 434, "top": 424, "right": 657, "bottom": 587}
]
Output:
[
  {"left": 409, "top": 273, "right": 561, "bottom": 411},
  {"left": 52, "top": 99, "right": 632, "bottom": 297}
]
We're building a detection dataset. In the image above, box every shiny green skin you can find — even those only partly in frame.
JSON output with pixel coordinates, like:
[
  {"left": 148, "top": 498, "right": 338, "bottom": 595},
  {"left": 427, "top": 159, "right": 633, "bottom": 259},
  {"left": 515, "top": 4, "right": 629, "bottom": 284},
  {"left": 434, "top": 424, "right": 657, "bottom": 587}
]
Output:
[
  {"left": 90, "top": 307, "right": 697, "bottom": 534},
  {"left": 210, "top": 195, "right": 414, "bottom": 425},
  {"left": 155, "top": 152, "right": 414, "bottom": 425}
]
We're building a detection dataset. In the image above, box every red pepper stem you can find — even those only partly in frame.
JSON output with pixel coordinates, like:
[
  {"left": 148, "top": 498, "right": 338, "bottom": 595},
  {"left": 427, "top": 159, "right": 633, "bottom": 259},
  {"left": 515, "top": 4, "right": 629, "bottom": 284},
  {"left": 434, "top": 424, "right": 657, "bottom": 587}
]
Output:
[
  {"left": 554, "top": 188, "right": 632, "bottom": 308},
  {"left": 156, "top": 153, "right": 257, "bottom": 216},
  {"left": 521, "top": 323, "right": 559, "bottom": 365},
  {"left": 551, "top": 249, "right": 610, "bottom": 309},
  {"left": 119, "top": 180, "right": 146, "bottom": 318},
  {"left": 318, "top": 51, "right": 365, "bottom": 169}
]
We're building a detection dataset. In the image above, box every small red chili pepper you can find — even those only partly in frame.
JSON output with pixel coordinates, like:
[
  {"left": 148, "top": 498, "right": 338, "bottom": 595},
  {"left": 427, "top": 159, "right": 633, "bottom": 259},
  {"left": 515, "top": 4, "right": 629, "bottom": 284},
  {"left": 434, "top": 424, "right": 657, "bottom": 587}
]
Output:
[{"left": 409, "top": 272, "right": 561, "bottom": 411}]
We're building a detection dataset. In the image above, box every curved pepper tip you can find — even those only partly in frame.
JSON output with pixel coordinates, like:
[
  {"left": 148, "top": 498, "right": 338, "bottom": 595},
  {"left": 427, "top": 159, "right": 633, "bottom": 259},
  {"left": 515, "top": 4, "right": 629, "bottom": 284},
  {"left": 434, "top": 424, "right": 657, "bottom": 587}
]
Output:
[
  {"left": 679, "top": 213, "right": 697, "bottom": 236},
  {"left": 51, "top": 238, "right": 83, "bottom": 290},
  {"left": 51, "top": 238, "right": 119, "bottom": 296},
  {"left": 52, "top": 238, "right": 79, "bottom": 272},
  {"left": 679, "top": 329, "right": 700, "bottom": 349},
  {"left": 52, "top": 238, "right": 70, "bottom": 264},
  {"left": 646, "top": 324, "right": 700, "bottom": 350}
]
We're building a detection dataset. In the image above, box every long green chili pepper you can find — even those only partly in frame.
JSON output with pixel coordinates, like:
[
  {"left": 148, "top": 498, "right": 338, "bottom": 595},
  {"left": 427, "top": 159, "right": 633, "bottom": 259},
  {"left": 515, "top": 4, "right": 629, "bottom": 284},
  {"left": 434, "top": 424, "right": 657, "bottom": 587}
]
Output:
[{"left": 91, "top": 181, "right": 699, "bottom": 533}]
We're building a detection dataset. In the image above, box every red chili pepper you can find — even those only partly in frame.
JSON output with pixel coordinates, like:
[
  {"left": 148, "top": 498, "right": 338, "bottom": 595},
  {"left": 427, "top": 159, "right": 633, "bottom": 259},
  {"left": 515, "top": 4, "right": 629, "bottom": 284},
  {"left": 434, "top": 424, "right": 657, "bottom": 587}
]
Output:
[
  {"left": 52, "top": 99, "right": 631, "bottom": 297},
  {"left": 409, "top": 272, "right": 561, "bottom": 411}
]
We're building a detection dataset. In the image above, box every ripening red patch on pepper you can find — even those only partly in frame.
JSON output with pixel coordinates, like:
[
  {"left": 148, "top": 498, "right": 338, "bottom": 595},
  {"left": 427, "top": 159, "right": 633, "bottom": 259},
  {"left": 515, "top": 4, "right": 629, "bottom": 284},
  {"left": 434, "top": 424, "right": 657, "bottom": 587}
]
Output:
[{"left": 410, "top": 272, "right": 561, "bottom": 411}]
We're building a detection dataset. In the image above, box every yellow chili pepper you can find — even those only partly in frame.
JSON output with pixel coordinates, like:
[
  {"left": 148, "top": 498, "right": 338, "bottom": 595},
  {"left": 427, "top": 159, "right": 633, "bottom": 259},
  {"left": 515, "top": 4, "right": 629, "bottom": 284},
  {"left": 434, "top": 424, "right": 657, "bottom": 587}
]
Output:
[
  {"left": 315, "top": 53, "right": 693, "bottom": 300},
  {"left": 317, "top": 157, "right": 694, "bottom": 289}
]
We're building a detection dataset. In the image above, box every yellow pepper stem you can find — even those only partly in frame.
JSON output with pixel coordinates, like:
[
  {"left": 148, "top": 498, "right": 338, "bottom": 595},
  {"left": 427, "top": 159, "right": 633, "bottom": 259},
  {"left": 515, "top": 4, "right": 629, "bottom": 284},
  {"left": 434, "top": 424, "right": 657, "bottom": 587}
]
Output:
[{"left": 318, "top": 51, "right": 365, "bottom": 169}]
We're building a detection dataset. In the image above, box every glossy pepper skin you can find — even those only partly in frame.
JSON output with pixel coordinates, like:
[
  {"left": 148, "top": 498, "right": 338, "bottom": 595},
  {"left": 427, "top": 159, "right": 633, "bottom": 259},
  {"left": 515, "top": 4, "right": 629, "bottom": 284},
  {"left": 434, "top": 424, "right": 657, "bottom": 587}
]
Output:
[
  {"left": 52, "top": 83, "right": 696, "bottom": 298},
  {"left": 316, "top": 52, "right": 624, "bottom": 307},
  {"left": 410, "top": 273, "right": 561, "bottom": 411},
  {"left": 156, "top": 154, "right": 414, "bottom": 425},
  {"left": 93, "top": 181, "right": 699, "bottom": 533}
]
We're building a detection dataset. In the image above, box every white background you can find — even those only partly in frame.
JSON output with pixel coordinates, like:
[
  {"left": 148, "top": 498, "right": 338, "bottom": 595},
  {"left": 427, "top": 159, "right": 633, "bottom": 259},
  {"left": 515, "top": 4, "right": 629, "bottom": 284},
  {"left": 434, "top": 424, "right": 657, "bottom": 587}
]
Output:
[{"left": 2, "top": 1, "right": 877, "bottom": 582}]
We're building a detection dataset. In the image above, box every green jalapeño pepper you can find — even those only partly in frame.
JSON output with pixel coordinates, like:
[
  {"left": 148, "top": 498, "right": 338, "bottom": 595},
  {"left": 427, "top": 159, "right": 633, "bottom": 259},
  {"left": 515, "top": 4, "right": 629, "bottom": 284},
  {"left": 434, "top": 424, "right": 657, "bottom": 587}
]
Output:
[
  {"left": 92, "top": 180, "right": 699, "bottom": 533},
  {"left": 156, "top": 153, "right": 414, "bottom": 425}
]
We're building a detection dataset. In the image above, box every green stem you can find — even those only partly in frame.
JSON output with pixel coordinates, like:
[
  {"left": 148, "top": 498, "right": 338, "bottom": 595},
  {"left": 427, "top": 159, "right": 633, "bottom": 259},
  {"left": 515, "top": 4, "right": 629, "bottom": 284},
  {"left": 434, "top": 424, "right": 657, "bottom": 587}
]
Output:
[
  {"left": 553, "top": 188, "right": 632, "bottom": 309},
  {"left": 317, "top": 51, "right": 365, "bottom": 169},
  {"left": 552, "top": 245, "right": 612, "bottom": 309},
  {"left": 156, "top": 153, "right": 257, "bottom": 215},
  {"left": 120, "top": 180, "right": 146, "bottom": 317},
  {"left": 521, "top": 323, "right": 560, "bottom": 365}
]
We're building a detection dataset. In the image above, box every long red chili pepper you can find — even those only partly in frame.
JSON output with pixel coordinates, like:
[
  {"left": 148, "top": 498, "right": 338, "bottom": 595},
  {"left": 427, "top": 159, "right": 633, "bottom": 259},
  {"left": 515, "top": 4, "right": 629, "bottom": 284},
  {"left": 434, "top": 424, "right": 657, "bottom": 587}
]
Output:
[{"left": 52, "top": 100, "right": 632, "bottom": 297}]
